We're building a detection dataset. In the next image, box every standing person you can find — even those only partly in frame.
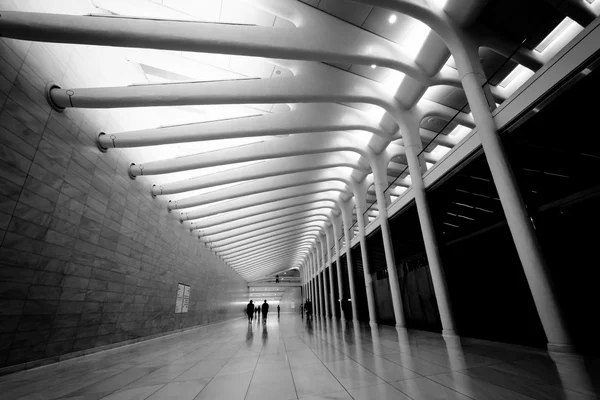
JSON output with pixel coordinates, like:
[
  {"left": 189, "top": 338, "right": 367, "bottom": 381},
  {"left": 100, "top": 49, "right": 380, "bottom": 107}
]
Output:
[
  {"left": 246, "top": 300, "right": 254, "bottom": 323},
  {"left": 277, "top": 304, "right": 280, "bottom": 317},
  {"left": 257, "top": 304, "right": 261, "bottom": 320},
  {"left": 305, "top": 299, "right": 313, "bottom": 321},
  {"left": 261, "top": 300, "right": 269, "bottom": 323},
  {"left": 300, "top": 301, "right": 304, "bottom": 319}
]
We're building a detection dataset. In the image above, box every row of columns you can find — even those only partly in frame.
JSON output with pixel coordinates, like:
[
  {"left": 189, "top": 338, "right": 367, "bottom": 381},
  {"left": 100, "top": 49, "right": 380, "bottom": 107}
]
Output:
[{"left": 300, "top": 93, "right": 570, "bottom": 351}]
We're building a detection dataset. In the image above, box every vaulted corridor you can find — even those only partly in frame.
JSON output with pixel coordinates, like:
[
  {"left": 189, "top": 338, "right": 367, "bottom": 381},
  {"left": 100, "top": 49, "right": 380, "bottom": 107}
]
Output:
[{"left": 2, "top": 0, "right": 600, "bottom": 391}]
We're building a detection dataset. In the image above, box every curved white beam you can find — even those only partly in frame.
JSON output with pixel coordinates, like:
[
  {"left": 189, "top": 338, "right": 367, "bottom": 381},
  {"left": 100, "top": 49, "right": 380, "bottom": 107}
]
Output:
[
  {"left": 189, "top": 197, "right": 338, "bottom": 229},
  {"left": 204, "top": 212, "right": 333, "bottom": 243},
  {"left": 46, "top": 72, "right": 388, "bottom": 110},
  {"left": 199, "top": 204, "right": 338, "bottom": 236},
  {"left": 98, "top": 103, "right": 389, "bottom": 150},
  {"left": 228, "top": 244, "right": 318, "bottom": 266},
  {"left": 130, "top": 132, "right": 381, "bottom": 177},
  {"left": 206, "top": 214, "right": 330, "bottom": 243},
  {"left": 235, "top": 246, "right": 316, "bottom": 267},
  {"left": 170, "top": 169, "right": 352, "bottom": 210},
  {"left": 237, "top": 257, "right": 311, "bottom": 277},
  {"left": 216, "top": 232, "right": 321, "bottom": 256},
  {"left": 208, "top": 219, "right": 328, "bottom": 247},
  {"left": 234, "top": 239, "right": 324, "bottom": 265},
  {"left": 0, "top": 11, "right": 444, "bottom": 86},
  {"left": 153, "top": 153, "right": 366, "bottom": 196},
  {"left": 180, "top": 184, "right": 348, "bottom": 221},
  {"left": 224, "top": 239, "right": 318, "bottom": 261},
  {"left": 214, "top": 226, "right": 325, "bottom": 252},
  {"left": 225, "top": 241, "right": 320, "bottom": 263}
]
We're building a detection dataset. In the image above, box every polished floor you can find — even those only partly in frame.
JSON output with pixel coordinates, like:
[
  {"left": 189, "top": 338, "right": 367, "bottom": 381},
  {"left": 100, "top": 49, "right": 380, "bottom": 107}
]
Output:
[{"left": 1, "top": 314, "right": 599, "bottom": 400}]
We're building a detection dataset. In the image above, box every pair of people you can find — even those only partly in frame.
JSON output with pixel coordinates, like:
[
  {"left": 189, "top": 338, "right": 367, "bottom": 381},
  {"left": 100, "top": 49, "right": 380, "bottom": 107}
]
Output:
[{"left": 247, "top": 300, "right": 270, "bottom": 322}]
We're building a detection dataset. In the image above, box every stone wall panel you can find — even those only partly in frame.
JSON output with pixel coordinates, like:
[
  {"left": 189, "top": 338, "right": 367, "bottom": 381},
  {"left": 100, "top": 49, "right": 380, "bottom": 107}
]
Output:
[{"left": 0, "top": 36, "right": 249, "bottom": 370}]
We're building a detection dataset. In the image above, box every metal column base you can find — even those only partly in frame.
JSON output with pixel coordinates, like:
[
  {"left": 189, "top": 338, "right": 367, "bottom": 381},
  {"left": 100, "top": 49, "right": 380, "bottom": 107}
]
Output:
[{"left": 45, "top": 82, "right": 65, "bottom": 113}]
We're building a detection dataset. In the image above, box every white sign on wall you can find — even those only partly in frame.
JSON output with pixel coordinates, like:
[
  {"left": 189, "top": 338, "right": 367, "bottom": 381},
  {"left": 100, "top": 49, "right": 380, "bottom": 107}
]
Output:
[
  {"left": 182, "top": 285, "right": 190, "bottom": 313},
  {"left": 175, "top": 283, "right": 191, "bottom": 313}
]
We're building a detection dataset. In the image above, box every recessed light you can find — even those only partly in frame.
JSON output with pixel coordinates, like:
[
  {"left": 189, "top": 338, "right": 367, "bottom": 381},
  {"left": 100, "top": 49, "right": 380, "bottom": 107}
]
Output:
[
  {"left": 371, "top": 64, "right": 377, "bottom": 69},
  {"left": 388, "top": 14, "right": 397, "bottom": 24}
]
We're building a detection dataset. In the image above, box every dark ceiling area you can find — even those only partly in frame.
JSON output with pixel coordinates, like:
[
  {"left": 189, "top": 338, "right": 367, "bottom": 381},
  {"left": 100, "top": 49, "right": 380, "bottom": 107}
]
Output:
[{"left": 474, "top": 0, "right": 565, "bottom": 49}]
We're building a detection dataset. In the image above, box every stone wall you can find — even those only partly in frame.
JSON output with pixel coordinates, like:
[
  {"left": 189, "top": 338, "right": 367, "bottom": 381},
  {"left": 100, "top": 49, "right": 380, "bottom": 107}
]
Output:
[{"left": 0, "top": 31, "right": 248, "bottom": 370}]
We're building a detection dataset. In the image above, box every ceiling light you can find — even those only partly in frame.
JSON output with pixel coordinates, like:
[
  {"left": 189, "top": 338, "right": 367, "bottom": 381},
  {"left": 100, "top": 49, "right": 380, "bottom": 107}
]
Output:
[
  {"left": 371, "top": 64, "right": 377, "bottom": 69},
  {"left": 388, "top": 14, "right": 397, "bottom": 24}
]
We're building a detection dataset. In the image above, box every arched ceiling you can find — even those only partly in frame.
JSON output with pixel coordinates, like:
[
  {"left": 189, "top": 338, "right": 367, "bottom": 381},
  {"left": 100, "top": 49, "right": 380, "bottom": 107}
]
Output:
[{"left": 1, "top": 0, "right": 597, "bottom": 281}]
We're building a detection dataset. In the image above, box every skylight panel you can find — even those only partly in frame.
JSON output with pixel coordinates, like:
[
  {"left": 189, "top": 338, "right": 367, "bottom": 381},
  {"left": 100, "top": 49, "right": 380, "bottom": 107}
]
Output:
[
  {"left": 402, "top": 21, "right": 431, "bottom": 58},
  {"left": 431, "top": 145, "right": 451, "bottom": 158},
  {"left": 535, "top": 18, "right": 574, "bottom": 53},
  {"left": 448, "top": 125, "right": 471, "bottom": 140}
]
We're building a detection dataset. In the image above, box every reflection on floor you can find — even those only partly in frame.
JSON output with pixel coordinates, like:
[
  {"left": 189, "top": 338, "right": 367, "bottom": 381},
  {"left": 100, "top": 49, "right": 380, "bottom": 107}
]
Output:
[{"left": 1, "top": 314, "right": 599, "bottom": 399}]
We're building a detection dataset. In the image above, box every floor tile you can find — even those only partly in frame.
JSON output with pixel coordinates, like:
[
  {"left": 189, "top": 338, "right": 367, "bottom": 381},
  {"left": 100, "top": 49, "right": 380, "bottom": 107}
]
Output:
[
  {"left": 145, "top": 379, "right": 209, "bottom": 400},
  {"left": 382, "top": 352, "right": 451, "bottom": 376},
  {"left": 193, "top": 372, "right": 253, "bottom": 400},
  {"left": 324, "top": 359, "right": 385, "bottom": 389},
  {"left": 173, "top": 358, "right": 229, "bottom": 381},
  {"left": 346, "top": 382, "right": 412, "bottom": 400},
  {"left": 291, "top": 363, "right": 345, "bottom": 397},
  {"left": 245, "top": 376, "right": 297, "bottom": 400},
  {"left": 428, "top": 372, "right": 537, "bottom": 400},
  {"left": 391, "top": 376, "right": 473, "bottom": 400},
  {"left": 123, "top": 362, "right": 196, "bottom": 389},
  {"left": 463, "top": 366, "right": 597, "bottom": 400},
  {"left": 68, "top": 367, "right": 158, "bottom": 396},
  {"left": 298, "top": 391, "right": 353, "bottom": 400},
  {"left": 99, "top": 384, "right": 163, "bottom": 400},
  {"left": 353, "top": 355, "right": 422, "bottom": 382}
]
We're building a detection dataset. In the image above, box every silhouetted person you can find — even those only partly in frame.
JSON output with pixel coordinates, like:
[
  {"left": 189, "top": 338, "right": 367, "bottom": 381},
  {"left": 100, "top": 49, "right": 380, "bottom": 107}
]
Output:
[
  {"left": 257, "top": 305, "right": 261, "bottom": 319},
  {"left": 305, "top": 299, "right": 313, "bottom": 321},
  {"left": 262, "top": 300, "right": 269, "bottom": 322},
  {"left": 277, "top": 304, "right": 280, "bottom": 317},
  {"left": 300, "top": 301, "right": 304, "bottom": 318},
  {"left": 246, "top": 300, "right": 254, "bottom": 323},
  {"left": 275, "top": 275, "right": 279, "bottom": 283}
]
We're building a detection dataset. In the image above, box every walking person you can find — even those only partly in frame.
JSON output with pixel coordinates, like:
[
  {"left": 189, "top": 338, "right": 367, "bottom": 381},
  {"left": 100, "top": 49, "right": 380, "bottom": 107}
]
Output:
[
  {"left": 261, "top": 300, "right": 269, "bottom": 323},
  {"left": 277, "top": 304, "right": 280, "bottom": 317},
  {"left": 246, "top": 300, "right": 254, "bottom": 323}
]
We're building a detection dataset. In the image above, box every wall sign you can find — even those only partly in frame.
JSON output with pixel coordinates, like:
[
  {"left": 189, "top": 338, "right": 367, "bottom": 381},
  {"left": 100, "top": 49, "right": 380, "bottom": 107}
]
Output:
[
  {"left": 182, "top": 285, "right": 190, "bottom": 313},
  {"left": 175, "top": 283, "right": 191, "bottom": 313}
]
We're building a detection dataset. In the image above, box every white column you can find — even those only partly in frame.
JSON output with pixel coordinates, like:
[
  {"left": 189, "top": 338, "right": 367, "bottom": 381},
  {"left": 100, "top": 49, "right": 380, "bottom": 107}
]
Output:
[
  {"left": 317, "top": 244, "right": 325, "bottom": 317},
  {"left": 354, "top": 182, "right": 379, "bottom": 326},
  {"left": 310, "top": 258, "right": 316, "bottom": 314},
  {"left": 333, "top": 218, "right": 345, "bottom": 322},
  {"left": 320, "top": 237, "right": 331, "bottom": 317},
  {"left": 456, "top": 46, "right": 573, "bottom": 351},
  {"left": 373, "top": 160, "right": 406, "bottom": 329},
  {"left": 341, "top": 201, "right": 358, "bottom": 322},
  {"left": 402, "top": 122, "right": 458, "bottom": 337},
  {"left": 314, "top": 251, "right": 323, "bottom": 317},
  {"left": 325, "top": 227, "right": 338, "bottom": 317}
]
